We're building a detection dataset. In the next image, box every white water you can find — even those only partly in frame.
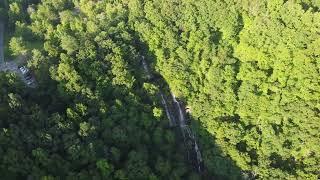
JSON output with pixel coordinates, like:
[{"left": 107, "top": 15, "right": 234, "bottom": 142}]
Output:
[
  {"left": 171, "top": 93, "right": 186, "bottom": 126},
  {"left": 194, "top": 141, "right": 203, "bottom": 171},
  {"left": 140, "top": 55, "right": 203, "bottom": 172},
  {"left": 172, "top": 93, "right": 203, "bottom": 171},
  {"left": 160, "top": 92, "right": 175, "bottom": 126},
  {"left": 140, "top": 56, "right": 175, "bottom": 126},
  {"left": 141, "top": 56, "right": 152, "bottom": 79}
]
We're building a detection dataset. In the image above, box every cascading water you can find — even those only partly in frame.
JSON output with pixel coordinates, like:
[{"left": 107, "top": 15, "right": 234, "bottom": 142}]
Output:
[
  {"left": 140, "top": 55, "right": 203, "bottom": 173},
  {"left": 160, "top": 92, "right": 175, "bottom": 127},
  {"left": 141, "top": 56, "right": 152, "bottom": 79},
  {"left": 171, "top": 93, "right": 186, "bottom": 126}
]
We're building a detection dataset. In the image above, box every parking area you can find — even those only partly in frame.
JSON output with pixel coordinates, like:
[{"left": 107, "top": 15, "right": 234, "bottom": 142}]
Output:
[
  {"left": 0, "top": 20, "right": 36, "bottom": 88},
  {"left": 0, "top": 61, "right": 36, "bottom": 87}
]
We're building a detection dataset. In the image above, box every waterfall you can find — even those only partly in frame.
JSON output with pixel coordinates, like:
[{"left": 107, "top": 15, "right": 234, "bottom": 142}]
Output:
[
  {"left": 141, "top": 56, "right": 152, "bottom": 79},
  {"left": 171, "top": 93, "right": 186, "bottom": 126},
  {"left": 160, "top": 92, "right": 175, "bottom": 127}
]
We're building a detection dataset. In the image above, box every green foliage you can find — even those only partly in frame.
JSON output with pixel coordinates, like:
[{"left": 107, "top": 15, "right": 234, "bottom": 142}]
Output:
[
  {"left": 96, "top": 159, "right": 113, "bottom": 177},
  {"left": 60, "top": 35, "right": 79, "bottom": 55},
  {"left": 9, "top": 36, "right": 27, "bottom": 56},
  {"left": 0, "top": 0, "right": 319, "bottom": 179},
  {"left": 128, "top": 0, "right": 320, "bottom": 179},
  {"left": 153, "top": 107, "right": 163, "bottom": 119},
  {"left": 0, "top": 0, "right": 196, "bottom": 179}
]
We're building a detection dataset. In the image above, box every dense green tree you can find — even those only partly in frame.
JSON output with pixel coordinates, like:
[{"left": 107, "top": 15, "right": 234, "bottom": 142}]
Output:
[
  {"left": 9, "top": 36, "right": 27, "bottom": 56},
  {"left": 1, "top": 0, "right": 319, "bottom": 179},
  {"left": 1, "top": 1, "right": 197, "bottom": 179},
  {"left": 127, "top": 0, "right": 320, "bottom": 179}
]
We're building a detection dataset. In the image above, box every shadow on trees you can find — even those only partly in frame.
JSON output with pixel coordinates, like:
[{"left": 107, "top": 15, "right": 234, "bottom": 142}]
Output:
[
  {"left": 189, "top": 115, "right": 244, "bottom": 180},
  {"left": 159, "top": 72, "right": 245, "bottom": 180},
  {"left": 135, "top": 41, "right": 245, "bottom": 180}
]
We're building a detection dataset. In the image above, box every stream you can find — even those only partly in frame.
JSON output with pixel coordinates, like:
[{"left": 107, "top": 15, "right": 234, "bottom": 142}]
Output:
[{"left": 141, "top": 56, "right": 204, "bottom": 173}]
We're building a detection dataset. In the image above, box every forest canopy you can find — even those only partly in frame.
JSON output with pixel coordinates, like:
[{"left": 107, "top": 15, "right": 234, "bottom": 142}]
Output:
[{"left": 0, "top": 0, "right": 319, "bottom": 179}]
